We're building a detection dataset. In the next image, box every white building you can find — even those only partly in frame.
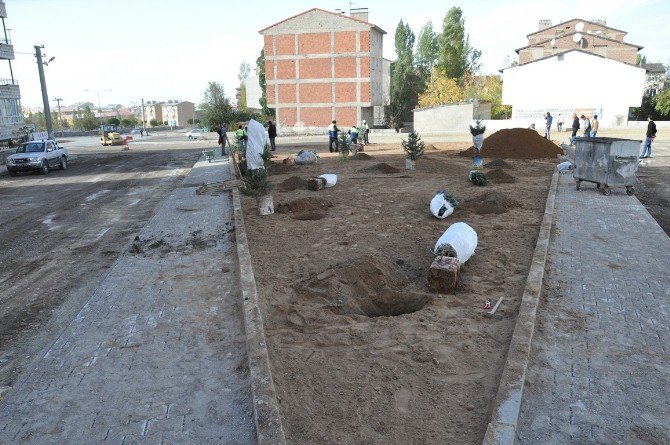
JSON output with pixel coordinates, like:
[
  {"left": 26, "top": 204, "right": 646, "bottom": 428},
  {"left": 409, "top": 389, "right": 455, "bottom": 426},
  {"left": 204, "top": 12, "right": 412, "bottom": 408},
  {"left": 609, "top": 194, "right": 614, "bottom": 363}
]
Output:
[{"left": 502, "top": 50, "right": 645, "bottom": 125}]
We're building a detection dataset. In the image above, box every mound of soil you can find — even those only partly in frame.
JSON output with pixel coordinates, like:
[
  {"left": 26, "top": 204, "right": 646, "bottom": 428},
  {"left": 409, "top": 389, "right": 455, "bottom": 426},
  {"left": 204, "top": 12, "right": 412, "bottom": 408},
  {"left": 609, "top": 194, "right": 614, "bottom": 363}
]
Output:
[
  {"left": 276, "top": 198, "right": 333, "bottom": 220},
  {"left": 486, "top": 168, "right": 516, "bottom": 183},
  {"left": 460, "top": 128, "right": 563, "bottom": 159},
  {"left": 268, "top": 162, "right": 295, "bottom": 175},
  {"left": 362, "top": 163, "right": 401, "bottom": 174},
  {"left": 277, "top": 176, "right": 306, "bottom": 192},
  {"left": 352, "top": 152, "right": 374, "bottom": 160},
  {"left": 485, "top": 159, "right": 512, "bottom": 169},
  {"left": 295, "top": 255, "right": 431, "bottom": 318},
  {"left": 464, "top": 190, "right": 521, "bottom": 215}
]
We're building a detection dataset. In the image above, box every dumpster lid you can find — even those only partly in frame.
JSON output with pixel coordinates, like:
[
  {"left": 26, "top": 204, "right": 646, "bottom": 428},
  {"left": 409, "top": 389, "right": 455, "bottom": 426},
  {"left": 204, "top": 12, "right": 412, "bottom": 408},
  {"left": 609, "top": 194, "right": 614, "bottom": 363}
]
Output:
[{"left": 576, "top": 137, "right": 642, "bottom": 143}]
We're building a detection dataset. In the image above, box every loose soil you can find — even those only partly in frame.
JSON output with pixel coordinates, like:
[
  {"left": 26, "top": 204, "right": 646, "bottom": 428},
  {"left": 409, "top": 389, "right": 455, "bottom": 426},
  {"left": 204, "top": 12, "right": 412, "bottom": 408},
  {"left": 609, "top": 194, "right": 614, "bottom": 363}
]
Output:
[
  {"left": 361, "top": 162, "right": 401, "bottom": 174},
  {"left": 461, "top": 128, "right": 563, "bottom": 159},
  {"left": 486, "top": 168, "right": 516, "bottom": 183},
  {"left": 352, "top": 152, "right": 374, "bottom": 160},
  {"left": 278, "top": 175, "right": 306, "bottom": 192},
  {"left": 240, "top": 143, "right": 556, "bottom": 444},
  {"left": 485, "top": 159, "right": 513, "bottom": 169}
]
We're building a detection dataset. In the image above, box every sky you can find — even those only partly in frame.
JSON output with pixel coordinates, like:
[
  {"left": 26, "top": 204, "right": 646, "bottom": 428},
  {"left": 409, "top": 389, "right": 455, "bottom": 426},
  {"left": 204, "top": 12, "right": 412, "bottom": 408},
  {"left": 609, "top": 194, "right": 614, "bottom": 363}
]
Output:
[{"left": 5, "top": 0, "right": 669, "bottom": 109}]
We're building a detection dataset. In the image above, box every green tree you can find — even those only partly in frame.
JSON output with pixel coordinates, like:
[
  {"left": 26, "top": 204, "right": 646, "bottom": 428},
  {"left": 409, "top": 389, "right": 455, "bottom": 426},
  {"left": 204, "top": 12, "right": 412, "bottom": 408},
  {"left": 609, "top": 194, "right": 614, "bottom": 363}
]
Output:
[
  {"left": 107, "top": 117, "right": 120, "bottom": 126},
  {"left": 79, "top": 105, "right": 100, "bottom": 131},
  {"left": 149, "top": 119, "right": 159, "bottom": 127},
  {"left": 655, "top": 89, "right": 670, "bottom": 116},
  {"left": 256, "top": 49, "right": 272, "bottom": 116},
  {"left": 199, "top": 81, "right": 234, "bottom": 129},
  {"left": 120, "top": 117, "right": 137, "bottom": 128},
  {"left": 463, "top": 75, "right": 511, "bottom": 119},
  {"left": 389, "top": 20, "right": 421, "bottom": 128},
  {"left": 636, "top": 54, "right": 647, "bottom": 66},
  {"left": 416, "top": 21, "right": 439, "bottom": 82},
  {"left": 437, "top": 7, "right": 481, "bottom": 82}
]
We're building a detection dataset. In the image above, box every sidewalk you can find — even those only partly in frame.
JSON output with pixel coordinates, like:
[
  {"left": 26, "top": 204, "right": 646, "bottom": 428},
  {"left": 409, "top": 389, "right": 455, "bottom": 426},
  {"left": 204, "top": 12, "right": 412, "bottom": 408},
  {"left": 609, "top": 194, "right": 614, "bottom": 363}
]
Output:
[
  {"left": 0, "top": 154, "right": 257, "bottom": 444},
  {"left": 516, "top": 174, "right": 670, "bottom": 444}
]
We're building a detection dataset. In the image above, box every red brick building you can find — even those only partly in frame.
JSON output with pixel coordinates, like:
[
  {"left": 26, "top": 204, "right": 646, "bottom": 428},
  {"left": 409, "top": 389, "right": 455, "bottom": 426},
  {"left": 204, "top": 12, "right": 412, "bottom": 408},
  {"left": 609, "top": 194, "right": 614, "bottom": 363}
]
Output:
[{"left": 260, "top": 8, "right": 388, "bottom": 131}]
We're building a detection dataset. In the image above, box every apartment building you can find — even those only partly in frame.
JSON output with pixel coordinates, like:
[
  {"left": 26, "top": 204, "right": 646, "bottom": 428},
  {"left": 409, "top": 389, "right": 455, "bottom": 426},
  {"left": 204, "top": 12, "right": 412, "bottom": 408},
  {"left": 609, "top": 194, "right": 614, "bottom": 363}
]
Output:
[
  {"left": 0, "top": 1, "right": 23, "bottom": 141},
  {"left": 161, "top": 101, "right": 195, "bottom": 127},
  {"left": 260, "top": 8, "right": 389, "bottom": 131}
]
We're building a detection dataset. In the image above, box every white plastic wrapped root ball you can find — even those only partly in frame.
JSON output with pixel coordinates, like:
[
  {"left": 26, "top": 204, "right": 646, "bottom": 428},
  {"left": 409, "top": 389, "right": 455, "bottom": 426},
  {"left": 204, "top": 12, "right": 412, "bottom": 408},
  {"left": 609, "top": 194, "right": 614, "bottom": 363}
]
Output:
[
  {"left": 319, "top": 174, "right": 337, "bottom": 188},
  {"left": 433, "top": 222, "right": 478, "bottom": 265},
  {"left": 430, "top": 193, "right": 455, "bottom": 219}
]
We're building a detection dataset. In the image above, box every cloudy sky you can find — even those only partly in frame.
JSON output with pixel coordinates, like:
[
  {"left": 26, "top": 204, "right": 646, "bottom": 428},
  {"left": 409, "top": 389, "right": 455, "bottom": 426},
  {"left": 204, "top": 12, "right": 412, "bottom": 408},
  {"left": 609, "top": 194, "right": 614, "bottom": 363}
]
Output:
[{"left": 5, "top": 0, "right": 668, "bottom": 109}]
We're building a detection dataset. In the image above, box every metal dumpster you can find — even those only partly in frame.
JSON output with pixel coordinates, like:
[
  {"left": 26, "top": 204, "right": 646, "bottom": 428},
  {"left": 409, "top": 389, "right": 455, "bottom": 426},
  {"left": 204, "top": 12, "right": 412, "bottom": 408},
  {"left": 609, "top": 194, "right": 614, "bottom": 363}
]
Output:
[{"left": 573, "top": 137, "right": 641, "bottom": 195}]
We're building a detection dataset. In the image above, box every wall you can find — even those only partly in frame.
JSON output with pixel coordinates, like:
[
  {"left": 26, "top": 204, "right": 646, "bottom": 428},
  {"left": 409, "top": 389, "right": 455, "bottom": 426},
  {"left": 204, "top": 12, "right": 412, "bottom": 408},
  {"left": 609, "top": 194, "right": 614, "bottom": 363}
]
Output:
[
  {"left": 503, "top": 51, "right": 645, "bottom": 126},
  {"left": 413, "top": 102, "right": 491, "bottom": 134},
  {"left": 244, "top": 76, "right": 263, "bottom": 110}
]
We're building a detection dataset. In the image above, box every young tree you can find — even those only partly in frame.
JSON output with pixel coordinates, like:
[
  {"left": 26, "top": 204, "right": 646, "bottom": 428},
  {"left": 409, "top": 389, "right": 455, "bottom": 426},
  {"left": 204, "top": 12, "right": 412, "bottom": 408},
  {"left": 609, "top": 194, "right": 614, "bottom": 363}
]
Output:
[
  {"left": 80, "top": 105, "right": 100, "bottom": 131},
  {"left": 462, "top": 75, "right": 511, "bottom": 119},
  {"left": 437, "top": 7, "right": 481, "bottom": 82},
  {"left": 199, "top": 81, "right": 234, "bottom": 129},
  {"left": 389, "top": 20, "right": 421, "bottom": 128},
  {"left": 418, "top": 71, "right": 463, "bottom": 107},
  {"left": 256, "top": 49, "right": 272, "bottom": 116},
  {"left": 416, "top": 21, "right": 439, "bottom": 82},
  {"left": 654, "top": 89, "right": 670, "bottom": 116},
  {"left": 106, "top": 117, "right": 120, "bottom": 126}
]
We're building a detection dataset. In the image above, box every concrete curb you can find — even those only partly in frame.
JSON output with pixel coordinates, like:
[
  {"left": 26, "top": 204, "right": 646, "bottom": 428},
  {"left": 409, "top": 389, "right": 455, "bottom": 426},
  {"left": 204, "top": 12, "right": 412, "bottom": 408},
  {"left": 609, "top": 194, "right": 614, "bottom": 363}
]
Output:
[
  {"left": 482, "top": 171, "right": 560, "bottom": 445},
  {"left": 229, "top": 161, "right": 287, "bottom": 445}
]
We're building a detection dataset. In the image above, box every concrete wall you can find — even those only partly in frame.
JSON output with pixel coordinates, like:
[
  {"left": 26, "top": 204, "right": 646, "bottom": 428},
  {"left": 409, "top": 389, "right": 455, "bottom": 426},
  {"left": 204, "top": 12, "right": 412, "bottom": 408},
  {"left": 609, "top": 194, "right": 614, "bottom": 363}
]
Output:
[
  {"left": 244, "top": 76, "right": 263, "bottom": 110},
  {"left": 503, "top": 51, "right": 645, "bottom": 126},
  {"left": 413, "top": 102, "right": 492, "bottom": 133}
]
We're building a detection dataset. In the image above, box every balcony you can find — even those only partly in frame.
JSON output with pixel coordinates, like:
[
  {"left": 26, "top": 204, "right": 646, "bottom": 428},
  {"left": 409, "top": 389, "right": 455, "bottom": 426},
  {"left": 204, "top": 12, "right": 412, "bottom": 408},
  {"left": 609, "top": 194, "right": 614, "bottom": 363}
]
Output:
[
  {"left": 0, "top": 2, "right": 6, "bottom": 19},
  {"left": 0, "top": 80, "right": 20, "bottom": 100},
  {"left": 0, "top": 42, "right": 14, "bottom": 60}
]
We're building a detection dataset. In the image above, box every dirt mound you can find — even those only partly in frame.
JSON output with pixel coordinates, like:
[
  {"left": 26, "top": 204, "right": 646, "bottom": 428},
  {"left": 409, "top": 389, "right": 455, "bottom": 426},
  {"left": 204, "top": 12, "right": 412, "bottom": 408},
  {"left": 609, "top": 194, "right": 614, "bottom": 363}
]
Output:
[
  {"left": 486, "top": 169, "right": 516, "bottom": 183},
  {"left": 460, "top": 128, "right": 563, "bottom": 159},
  {"left": 352, "top": 152, "right": 374, "bottom": 160},
  {"left": 277, "top": 176, "right": 305, "bottom": 192},
  {"left": 268, "top": 162, "right": 294, "bottom": 175},
  {"left": 485, "top": 159, "right": 512, "bottom": 169},
  {"left": 277, "top": 198, "right": 333, "bottom": 220},
  {"left": 464, "top": 191, "right": 521, "bottom": 215},
  {"left": 362, "top": 163, "right": 401, "bottom": 174},
  {"left": 295, "top": 256, "right": 431, "bottom": 318}
]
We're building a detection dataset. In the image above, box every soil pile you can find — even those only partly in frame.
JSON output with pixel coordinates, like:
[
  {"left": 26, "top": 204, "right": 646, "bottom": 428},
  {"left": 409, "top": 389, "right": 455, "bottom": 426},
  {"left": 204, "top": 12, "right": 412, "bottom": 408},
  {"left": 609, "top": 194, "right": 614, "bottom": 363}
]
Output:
[
  {"left": 464, "top": 190, "right": 521, "bottom": 214},
  {"left": 485, "top": 159, "right": 512, "bottom": 169},
  {"left": 278, "top": 176, "right": 306, "bottom": 192},
  {"left": 295, "top": 255, "right": 431, "bottom": 318},
  {"left": 362, "top": 163, "right": 401, "bottom": 174},
  {"left": 276, "top": 198, "right": 333, "bottom": 221},
  {"left": 460, "top": 128, "right": 563, "bottom": 159},
  {"left": 352, "top": 152, "right": 374, "bottom": 160},
  {"left": 486, "top": 169, "right": 516, "bottom": 183},
  {"left": 268, "top": 162, "right": 294, "bottom": 175}
]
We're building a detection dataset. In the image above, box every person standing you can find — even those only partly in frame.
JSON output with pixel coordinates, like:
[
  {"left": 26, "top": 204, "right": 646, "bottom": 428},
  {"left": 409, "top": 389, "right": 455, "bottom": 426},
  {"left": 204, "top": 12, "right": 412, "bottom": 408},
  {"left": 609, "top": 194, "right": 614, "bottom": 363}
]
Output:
[
  {"left": 349, "top": 125, "right": 360, "bottom": 144},
  {"left": 580, "top": 115, "right": 591, "bottom": 137},
  {"left": 590, "top": 115, "right": 599, "bottom": 137},
  {"left": 267, "top": 120, "right": 277, "bottom": 151},
  {"left": 361, "top": 119, "right": 370, "bottom": 145},
  {"left": 545, "top": 112, "right": 553, "bottom": 140},
  {"left": 640, "top": 115, "right": 657, "bottom": 158},
  {"left": 571, "top": 113, "right": 580, "bottom": 144},
  {"left": 235, "top": 125, "right": 246, "bottom": 148},
  {"left": 557, "top": 114, "right": 564, "bottom": 132},
  {"left": 220, "top": 123, "right": 229, "bottom": 155},
  {"left": 328, "top": 120, "right": 339, "bottom": 152}
]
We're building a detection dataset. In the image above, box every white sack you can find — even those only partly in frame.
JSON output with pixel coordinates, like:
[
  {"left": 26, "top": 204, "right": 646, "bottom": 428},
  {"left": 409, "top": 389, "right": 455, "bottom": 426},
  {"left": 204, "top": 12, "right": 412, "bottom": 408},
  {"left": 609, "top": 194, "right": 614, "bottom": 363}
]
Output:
[
  {"left": 430, "top": 193, "right": 455, "bottom": 219},
  {"left": 434, "top": 222, "right": 478, "bottom": 265},
  {"left": 246, "top": 119, "right": 268, "bottom": 170},
  {"left": 319, "top": 174, "right": 337, "bottom": 187},
  {"left": 556, "top": 160, "right": 574, "bottom": 173},
  {"left": 295, "top": 150, "right": 318, "bottom": 165}
]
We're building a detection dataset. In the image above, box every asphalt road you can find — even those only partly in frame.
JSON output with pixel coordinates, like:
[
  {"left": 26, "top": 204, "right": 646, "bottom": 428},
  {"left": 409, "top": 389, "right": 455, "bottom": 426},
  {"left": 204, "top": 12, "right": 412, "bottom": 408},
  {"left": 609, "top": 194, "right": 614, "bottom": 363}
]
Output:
[{"left": 0, "top": 140, "right": 213, "bottom": 390}]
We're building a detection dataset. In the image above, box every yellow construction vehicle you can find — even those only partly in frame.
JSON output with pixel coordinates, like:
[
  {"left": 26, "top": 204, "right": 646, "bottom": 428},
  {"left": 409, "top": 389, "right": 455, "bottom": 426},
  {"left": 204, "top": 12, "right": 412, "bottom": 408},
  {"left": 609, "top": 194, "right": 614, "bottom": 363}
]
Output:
[{"left": 100, "top": 131, "right": 124, "bottom": 146}]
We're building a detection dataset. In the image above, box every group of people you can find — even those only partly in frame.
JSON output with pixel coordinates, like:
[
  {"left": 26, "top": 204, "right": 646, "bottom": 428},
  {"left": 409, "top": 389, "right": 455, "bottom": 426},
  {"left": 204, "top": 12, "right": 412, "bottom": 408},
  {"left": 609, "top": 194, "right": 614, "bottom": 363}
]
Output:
[
  {"left": 217, "top": 120, "right": 277, "bottom": 156},
  {"left": 327, "top": 120, "right": 370, "bottom": 152},
  {"left": 568, "top": 113, "right": 599, "bottom": 144}
]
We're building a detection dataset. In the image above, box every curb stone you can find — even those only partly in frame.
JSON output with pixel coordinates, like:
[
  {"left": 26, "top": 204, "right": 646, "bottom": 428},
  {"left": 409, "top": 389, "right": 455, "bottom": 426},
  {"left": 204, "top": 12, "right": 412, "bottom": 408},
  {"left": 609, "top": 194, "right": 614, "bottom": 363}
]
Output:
[
  {"left": 229, "top": 158, "right": 287, "bottom": 445},
  {"left": 482, "top": 171, "right": 560, "bottom": 445}
]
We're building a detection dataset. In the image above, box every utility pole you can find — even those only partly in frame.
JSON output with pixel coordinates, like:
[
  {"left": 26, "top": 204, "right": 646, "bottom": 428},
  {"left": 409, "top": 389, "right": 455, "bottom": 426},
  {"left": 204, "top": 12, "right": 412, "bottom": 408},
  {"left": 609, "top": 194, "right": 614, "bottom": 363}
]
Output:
[
  {"left": 141, "top": 98, "right": 147, "bottom": 135},
  {"left": 34, "top": 45, "right": 53, "bottom": 139},
  {"left": 53, "top": 97, "right": 63, "bottom": 130}
]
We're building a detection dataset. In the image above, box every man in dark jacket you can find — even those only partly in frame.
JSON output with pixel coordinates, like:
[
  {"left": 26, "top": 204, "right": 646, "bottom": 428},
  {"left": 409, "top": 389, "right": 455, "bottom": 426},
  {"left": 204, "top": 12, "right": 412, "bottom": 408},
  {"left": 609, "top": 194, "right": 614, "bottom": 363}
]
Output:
[
  {"left": 571, "top": 113, "right": 580, "bottom": 145},
  {"left": 640, "top": 116, "right": 657, "bottom": 158},
  {"left": 327, "top": 120, "right": 340, "bottom": 152},
  {"left": 267, "top": 120, "right": 277, "bottom": 151}
]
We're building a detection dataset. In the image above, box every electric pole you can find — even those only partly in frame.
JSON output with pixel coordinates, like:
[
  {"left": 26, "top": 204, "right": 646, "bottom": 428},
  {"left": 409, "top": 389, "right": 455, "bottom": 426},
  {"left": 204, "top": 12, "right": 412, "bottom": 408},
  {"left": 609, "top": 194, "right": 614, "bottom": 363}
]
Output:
[
  {"left": 53, "top": 97, "right": 63, "bottom": 130},
  {"left": 35, "top": 45, "right": 53, "bottom": 139},
  {"left": 141, "top": 98, "right": 147, "bottom": 135}
]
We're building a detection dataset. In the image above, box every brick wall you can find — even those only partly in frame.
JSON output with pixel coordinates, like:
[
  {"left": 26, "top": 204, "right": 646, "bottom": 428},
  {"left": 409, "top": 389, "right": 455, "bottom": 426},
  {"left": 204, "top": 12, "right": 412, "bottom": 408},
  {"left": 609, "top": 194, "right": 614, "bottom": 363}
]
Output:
[
  {"left": 299, "top": 83, "right": 332, "bottom": 103},
  {"left": 334, "top": 57, "right": 357, "bottom": 78},
  {"left": 300, "top": 107, "right": 332, "bottom": 125},
  {"left": 279, "top": 107, "right": 297, "bottom": 126},
  {"left": 277, "top": 60, "right": 296, "bottom": 80},
  {"left": 298, "top": 33, "right": 331, "bottom": 54},
  {"left": 299, "top": 58, "right": 331, "bottom": 79},
  {"left": 335, "top": 107, "right": 357, "bottom": 126},
  {"left": 519, "top": 34, "right": 638, "bottom": 65},
  {"left": 334, "top": 31, "right": 356, "bottom": 52},
  {"left": 335, "top": 83, "right": 357, "bottom": 103},
  {"left": 277, "top": 35, "right": 295, "bottom": 55},
  {"left": 278, "top": 84, "right": 296, "bottom": 103}
]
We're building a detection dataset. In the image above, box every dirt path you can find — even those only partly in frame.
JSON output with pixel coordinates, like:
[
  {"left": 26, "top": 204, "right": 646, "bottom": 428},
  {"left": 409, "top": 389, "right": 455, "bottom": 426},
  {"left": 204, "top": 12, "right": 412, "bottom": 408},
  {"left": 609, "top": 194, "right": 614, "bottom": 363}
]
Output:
[
  {"left": 241, "top": 143, "right": 556, "bottom": 444},
  {"left": 0, "top": 148, "right": 201, "bottom": 389}
]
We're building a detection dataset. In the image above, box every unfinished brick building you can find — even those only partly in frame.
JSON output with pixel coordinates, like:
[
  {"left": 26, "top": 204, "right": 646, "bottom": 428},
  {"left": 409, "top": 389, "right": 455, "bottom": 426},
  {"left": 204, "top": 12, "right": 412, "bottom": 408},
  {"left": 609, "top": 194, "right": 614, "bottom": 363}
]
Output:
[{"left": 260, "top": 8, "right": 389, "bottom": 132}]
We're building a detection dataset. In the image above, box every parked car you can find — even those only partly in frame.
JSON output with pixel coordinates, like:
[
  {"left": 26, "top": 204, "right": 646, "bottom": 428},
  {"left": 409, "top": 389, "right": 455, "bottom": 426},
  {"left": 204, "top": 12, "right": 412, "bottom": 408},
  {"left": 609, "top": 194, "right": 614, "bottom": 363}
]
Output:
[
  {"left": 186, "top": 128, "right": 207, "bottom": 140},
  {"left": 5, "top": 140, "right": 68, "bottom": 176},
  {"left": 130, "top": 128, "right": 143, "bottom": 135}
]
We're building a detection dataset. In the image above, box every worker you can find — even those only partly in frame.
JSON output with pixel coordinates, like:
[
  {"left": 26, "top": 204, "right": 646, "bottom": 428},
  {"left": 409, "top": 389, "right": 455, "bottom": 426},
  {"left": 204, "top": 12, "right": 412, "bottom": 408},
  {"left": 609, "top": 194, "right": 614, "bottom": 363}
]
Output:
[
  {"left": 235, "top": 125, "right": 246, "bottom": 148},
  {"left": 361, "top": 120, "right": 370, "bottom": 145},
  {"left": 328, "top": 120, "right": 340, "bottom": 152},
  {"left": 349, "top": 125, "right": 360, "bottom": 144}
]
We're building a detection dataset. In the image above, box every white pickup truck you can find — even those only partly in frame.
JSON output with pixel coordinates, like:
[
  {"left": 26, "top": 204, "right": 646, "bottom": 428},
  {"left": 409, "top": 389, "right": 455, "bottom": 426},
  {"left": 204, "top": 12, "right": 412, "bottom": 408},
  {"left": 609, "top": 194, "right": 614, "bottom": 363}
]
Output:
[{"left": 5, "top": 139, "right": 68, "bottom": 176}]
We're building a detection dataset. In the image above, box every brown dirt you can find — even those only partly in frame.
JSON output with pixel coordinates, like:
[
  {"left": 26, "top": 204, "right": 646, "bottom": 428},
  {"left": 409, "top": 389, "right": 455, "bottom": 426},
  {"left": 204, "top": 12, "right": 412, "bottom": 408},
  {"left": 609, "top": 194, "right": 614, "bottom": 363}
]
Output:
[
  {"left": 242, "top": 143, "right": 555, "bottom": 444},
  {"left": 277, "top": 176, "right": 306, "bottom": 192},
  {"left": 485, "top": 159, "right": 513, "bottom": 169},
  {"left": 276, "top": 197, "right": 333, "bottom": 220},
  {"left": 486, "top": 168, "right": 516, "bottom": 183},
  {"left": 460, "top": 128, "right": 563, "bottom": 159},
  {"left": 268, "top": 161, "right": 295, "bottom": 175},
  {"left": 362, "top": 162, "right": 401, "bottom": 174},
  {"left": 463, "top": 190, "right": 522, "bottom": 215},
  {"left": 352, "top": 152, "right": 374, "bottom": 160}
]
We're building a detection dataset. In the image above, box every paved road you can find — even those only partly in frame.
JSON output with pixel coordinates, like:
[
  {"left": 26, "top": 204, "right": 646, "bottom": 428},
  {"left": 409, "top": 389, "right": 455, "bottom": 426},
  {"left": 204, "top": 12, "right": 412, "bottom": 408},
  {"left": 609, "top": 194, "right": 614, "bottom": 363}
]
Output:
[
  {"left": 517, "top": 173, "right": 670, "bottom": 444},
  {"left": 0, "top": 154, "right": 256, "bottom": 443}
]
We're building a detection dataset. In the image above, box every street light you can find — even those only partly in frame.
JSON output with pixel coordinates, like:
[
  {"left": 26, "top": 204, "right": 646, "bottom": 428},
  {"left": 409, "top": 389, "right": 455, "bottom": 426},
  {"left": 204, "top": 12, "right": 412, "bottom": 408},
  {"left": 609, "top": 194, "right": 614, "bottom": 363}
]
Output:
[{"left": 85, "top": 89, "right": 111, "bottom": 136}]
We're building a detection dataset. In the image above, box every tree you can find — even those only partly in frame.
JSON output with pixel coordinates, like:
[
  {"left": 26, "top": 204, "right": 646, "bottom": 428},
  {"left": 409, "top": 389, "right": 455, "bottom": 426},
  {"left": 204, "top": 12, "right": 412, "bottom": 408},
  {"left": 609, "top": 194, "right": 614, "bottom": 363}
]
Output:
[
  {"left": 199, "top": 81, "right": 234, "bottom": 129},
  {"left": 654, "top": 89, "right": 670, "bottom": 116},
  {"left": 237, "top": 62, "right": 251, "bottom": 110},
  {"left": 256, "top": 49, "right": 272, "bottom": 116},
  {"left": 149, "top": 119, "right": 159, "bottom": 127},
  {"left": 462, "top": 75, "right": 511, "bottom": 119},
  {"left": 107, "top": 117, "right": 120, "bottom": 126},
  {"left": 418, "top": 71, "right": 463, "bottom": 107},
  {"left": 636, "top": 54, "right": 647, "bottom": 66},
  {"left": 389, "top": 20, "right": 421, "bottom": 128},
  {"left": 437, "top": 7, "right": 481, "bottom": 82},
  {"left": 120, "top": 117, "right": 137, "bottom": 128},
  {"left": 78, "top": 105, "right": 100, "bottom": 131},
  {"left": 187, "top": 118, "right": 201, "bottom": 125},
  {"left": 416, "top": 21, "right": 439, "bottom": 82}
]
